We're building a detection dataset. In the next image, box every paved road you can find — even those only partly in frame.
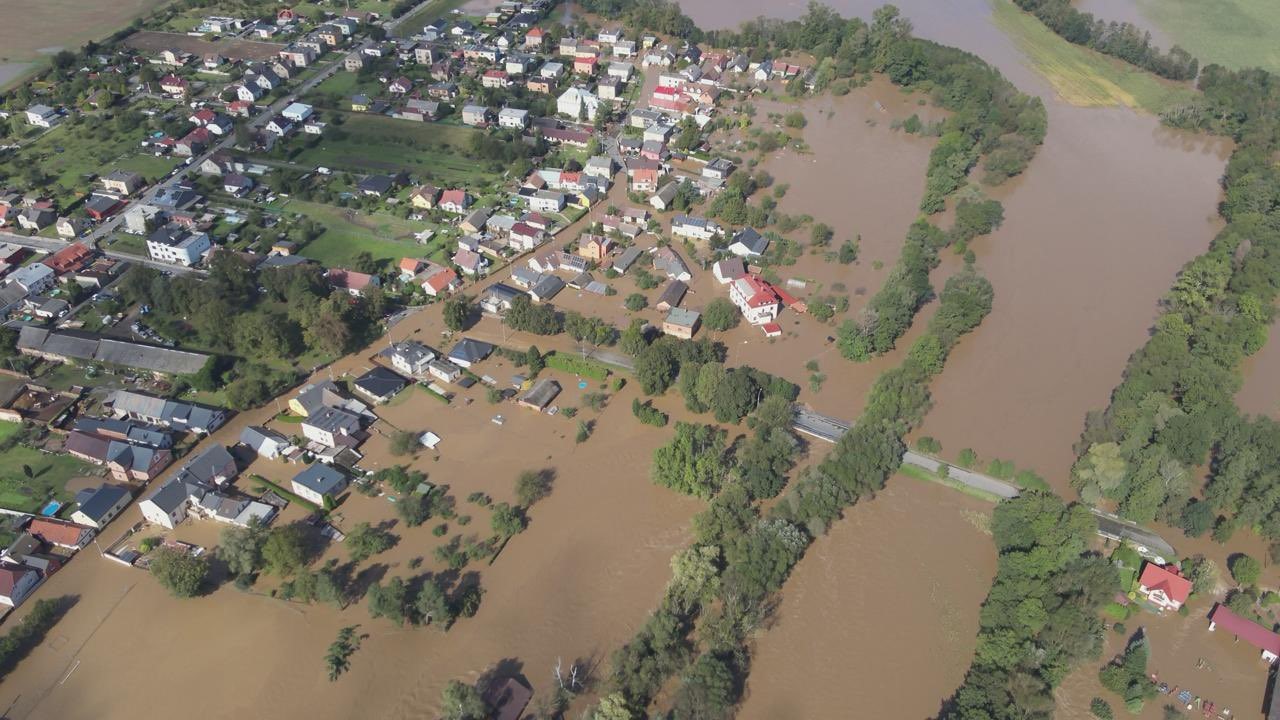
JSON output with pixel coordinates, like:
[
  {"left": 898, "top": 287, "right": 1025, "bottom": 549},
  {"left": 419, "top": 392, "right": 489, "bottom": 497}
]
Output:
[
  {"left": 798, "top": 408, "right": 1178, "bottom": 559},
  {"left": 901, "top": 449, "right": 1021, "bottom": 500}
]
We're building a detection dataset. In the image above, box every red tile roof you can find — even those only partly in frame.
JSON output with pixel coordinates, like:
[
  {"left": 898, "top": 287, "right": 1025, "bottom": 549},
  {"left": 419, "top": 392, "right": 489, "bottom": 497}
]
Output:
[
  {"left": 1138, "top": 563, "right": 1192, "bottom": 605},
  {"left": 1210, "top": 603, "right": 1280, "bottom": 656},
  {"left": 43, "top": 242, "right": 94, "bottom": 274},
  {"left": 27, "top": 518, "right": 90, "bottom": 547},
  {"left": 0, "top": 565, "right": 33, "bottom": 597}
]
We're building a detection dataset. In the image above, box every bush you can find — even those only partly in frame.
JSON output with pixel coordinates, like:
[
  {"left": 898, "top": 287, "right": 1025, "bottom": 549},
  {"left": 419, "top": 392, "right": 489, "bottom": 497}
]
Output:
[
  {"left": 632, "top": 398, "right": 669, "bottom": 427},
  {"left": 389, "top": 430, "right": 419, "bottom": 456},
  {"left": 1230, "top": 554, "right": 1261, "bottom": 586},
  {"left": 625, "top": 293, "right": 648, "bottom": 311},
  {"left": 149, "top": 548, "right": 209, "bottom": 598}
]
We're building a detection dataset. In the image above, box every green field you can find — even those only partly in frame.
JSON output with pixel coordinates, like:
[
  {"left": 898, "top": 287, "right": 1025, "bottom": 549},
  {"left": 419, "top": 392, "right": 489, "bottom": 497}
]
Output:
[
  {"left": 283, "top": 198, "right": 442, "bottom": 268},
  {"left": 991, "top": 0, "right": 1198, "bottom": 114},
  {"left": 1134, "top": 0, "right": 1280, "bottom": 73},
  {"left": 0, "top": 423, "right": 97, "bottom": 513},
  {"left": 391, "top": 0, "right": 470, "bottom": 38},
  {"left": 292, "top": 112, "right": 497, "bottom": 186}
]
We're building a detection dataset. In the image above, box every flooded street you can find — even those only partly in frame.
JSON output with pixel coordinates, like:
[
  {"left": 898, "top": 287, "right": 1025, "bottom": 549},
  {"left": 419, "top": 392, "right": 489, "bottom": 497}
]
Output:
[{"left": 738, "top": 476, "right": 997, "bottom": 720}]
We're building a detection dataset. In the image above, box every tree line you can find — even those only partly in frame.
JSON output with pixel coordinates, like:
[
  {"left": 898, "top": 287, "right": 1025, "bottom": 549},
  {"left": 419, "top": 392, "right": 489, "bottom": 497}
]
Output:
[{"left": 1012, "top": 0, "right": 1199, "bottom": 80}]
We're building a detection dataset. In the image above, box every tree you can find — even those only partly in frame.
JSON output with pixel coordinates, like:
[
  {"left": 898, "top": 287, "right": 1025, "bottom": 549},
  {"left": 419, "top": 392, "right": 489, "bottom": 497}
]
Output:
[
  {"left": 346, "top": 523, "right": 397, "bottom": 563},
  {"left": 262, "top": 523, "right": 310, "bottom": 576},
  {"left": 515, "top": 470, "right": 552, "bottom": 507},
  {"left": 389, "top": 430, "right": 420, "bottom": 456},
  {"left": 702, "top": 298, "right": 739, "bottom": 332},
  {"left": 365, "top": 577, "right": 410, "bottom": 625},
  {"left": 218, "top": 518, "right": 267, "bottom": 578},
  {"left": 149, "top": 548, "right": 209, "bottom": 598},
  {"left": 396, "top": 493, "right": 431, "bottom": 527},
  {"left": 670, "top": 653, "right": 736, "bottom": 720},
  {"left": 1090, "top": 697, "right": 1114, "bottom": 720},
  {"left": 1230, "top": 554, "right": 1261, "bottom": 586},
  {"left": 625, "top": 293, "right": 648, "bottom": 311},
  {"left": 441, "top": 680, "right": 488, "bottom": 720},
  {"left": 443, "top": 295, "right": 473, "bottom": 331},
  {"left": 652, "top": 423, "right": 727, "bottom": 498},
  {"left": 490, "top": 502, "right": 526, "bottom": 537},
  {"left": 415, "top": 577, "right": 456, "bottom": 630},
  {"left": 1184, "top": 556, "right": 1218, "bottom": 596},
  {"left": 592, "top": 693, "right": 635, "bottom": 720},
  {"left": 325, "top": 626, "right": 361, "bottom": 681}
]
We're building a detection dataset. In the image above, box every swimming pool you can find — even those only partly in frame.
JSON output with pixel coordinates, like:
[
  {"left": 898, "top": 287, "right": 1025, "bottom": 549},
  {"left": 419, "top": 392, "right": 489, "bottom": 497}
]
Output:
[{"left": 39, "top": 501, "right": 61, "bottom": 517}]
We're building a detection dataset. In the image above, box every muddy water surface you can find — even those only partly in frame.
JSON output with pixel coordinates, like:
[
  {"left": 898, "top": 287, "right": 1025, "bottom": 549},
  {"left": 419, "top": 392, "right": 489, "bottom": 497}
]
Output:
[{"left": 738, "top": 476, "right": 997, "bottom": 719}]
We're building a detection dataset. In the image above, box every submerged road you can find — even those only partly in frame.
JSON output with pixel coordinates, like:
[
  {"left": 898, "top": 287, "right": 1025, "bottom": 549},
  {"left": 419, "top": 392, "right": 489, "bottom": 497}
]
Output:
[{"left": 796, "top": 405, "right": 1177, "bottom": 561}]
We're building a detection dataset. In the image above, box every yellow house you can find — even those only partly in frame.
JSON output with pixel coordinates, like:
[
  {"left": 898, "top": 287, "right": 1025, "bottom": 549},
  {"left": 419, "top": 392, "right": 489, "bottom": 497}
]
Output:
[
  {"left": 350, "top": 94, "right": 369, "bottom": 112},
  {"left": 409, "top": 186, "right": 439, "bottom": 209}
]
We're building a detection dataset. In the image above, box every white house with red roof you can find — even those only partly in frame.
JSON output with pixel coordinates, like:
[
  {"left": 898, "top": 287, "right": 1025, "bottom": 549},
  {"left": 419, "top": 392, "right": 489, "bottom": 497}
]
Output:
[
  {"left": 417, "top": 263, "right": 459, "bottom": 297},
  {"left": 728, "top": 274, "right": 782, "bottom": 325},
  {"left": 1137, "top": 562, "right": 1192, "bottom": 612},
  {"left": 439, "top": 190, "right": 471, "bottom": 214},
  {"left": 159, "top": 75, "right": 189, "bottom": 96},
  {"left": 0, "top": 565, "right": 39, "bottom": 607}
]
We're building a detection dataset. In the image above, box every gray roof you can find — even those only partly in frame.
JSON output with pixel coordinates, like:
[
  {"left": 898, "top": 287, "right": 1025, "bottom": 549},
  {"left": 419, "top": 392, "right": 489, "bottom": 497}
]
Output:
[
  {"left": 73, "top": 417, "right": 172, "bottom": 448},
  {"left": 292, "top": 464, "right": 347, "bottom": 497},
  {"left": 665, "top": 307, "right": 700, "bottom": 327},
  {"left": 529, "top": 274, "right": 565, "bottom": 300},
  {"left": 143, "top": 477, "right": 190, "bottom": 514},
  {"left": 656, "top": 280, "right": 688, "bottom": 308},
  {"left": 175, "top": 443, "right": 235, "bottom": 485},
  {"left": 239, "top": 425, "right": 287, "bottom": 453},
  {"left": 353, "top": 366, "right": 407, "bottom": 399},
  {"left": 18, "top": 327, "right": 211, "bottom": 375},
  {"left": 390, "top": 340, "right": 435, "bottom": 366},
  {"left": 303, "top": 405, "right": 362, "bottom": 434},
  {"left": 518, "top": 378, "right": 561, "bottom": 409},
  {"left": 448, "top": 338, "right": 495, "bottom": 364},
  {"left": 76, "top": 484, "right": 129, "bottom": 523},
  {"left": 612, "top": 246, "right": 643, "bottom": 272},
  {"left": 730, "top": 227, "right": 769, "bottom": 255},
  {"left": 109, "top": 390, "right": 225, "bottom": 433}
]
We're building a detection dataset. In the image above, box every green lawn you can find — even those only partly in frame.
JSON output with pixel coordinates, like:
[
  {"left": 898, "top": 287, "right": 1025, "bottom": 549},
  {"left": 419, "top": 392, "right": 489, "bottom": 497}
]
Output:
[
  {"left": 106, "top": 233, "right": 150, "bottom": 257},
  {"left": 0, "top": 424, "right": 97, "bottom": 513},
  {"left": 991, "top": 0, "right": 1199, "bottom": 114},
  {"left": 392, "top": 0, "right": 470, "bottom": 38},
  {"left": 283, "top": 198, "right": 438, "bottom": 268},
  {"left": 292, "top": 113, "right": 498, "bottom": 186},
  {"left": 1134, "top": 0, "right": 1280, "bottom": 73}
]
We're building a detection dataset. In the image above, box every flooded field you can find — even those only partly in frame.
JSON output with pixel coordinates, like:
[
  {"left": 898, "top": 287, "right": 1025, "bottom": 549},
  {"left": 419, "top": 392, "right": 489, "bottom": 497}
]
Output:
[{"left": 738, "top": 476, "right": 997, "bottom": 719}]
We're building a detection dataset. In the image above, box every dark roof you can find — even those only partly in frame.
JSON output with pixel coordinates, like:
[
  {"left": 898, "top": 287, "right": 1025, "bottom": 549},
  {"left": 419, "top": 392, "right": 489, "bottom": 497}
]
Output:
[
  {"left": 76, "top": 484, "right": 130, "bottom": 523},
  {"left": 656, "top": 280, "right": 687, "bottom": 308},
  {"left": 292, "top": 464, "right": 347, "bottom": 497},
  {"left": 357, "top": 174, "right": 395, "bottom": 194},
  {"left": 448, "top": 338, "right": 495, "bottom": 364},
  {"left": 731, "top": 227, "right": 769, "bottom": 254},
  {"left": 353, "top": 366, "right": 408, "bottom": 399}
]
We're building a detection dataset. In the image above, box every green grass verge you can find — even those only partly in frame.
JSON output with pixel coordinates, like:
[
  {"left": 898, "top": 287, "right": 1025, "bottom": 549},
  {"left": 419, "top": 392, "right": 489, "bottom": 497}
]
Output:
[
  {"left": 249, "top": 473, "right": 323, "bottom": 514},
  {"left": 1134, "top": 0, "right": 1280, "bottom": 73},
  {"left": 990, "top": 0, "right": 1198, "bottom": 114},
  {"left": 898, "top": 463, "right": 1004, "bottom": 504}
]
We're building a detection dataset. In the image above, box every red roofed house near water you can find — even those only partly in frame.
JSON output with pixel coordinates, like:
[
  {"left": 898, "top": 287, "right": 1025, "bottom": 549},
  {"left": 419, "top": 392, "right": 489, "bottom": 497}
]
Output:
[
  {"left": 1208, "top": 603, "right": 1280, "bottom": 662},
  {"left": 1137, "top": 562, "right": 1192, "bottom": 612}
]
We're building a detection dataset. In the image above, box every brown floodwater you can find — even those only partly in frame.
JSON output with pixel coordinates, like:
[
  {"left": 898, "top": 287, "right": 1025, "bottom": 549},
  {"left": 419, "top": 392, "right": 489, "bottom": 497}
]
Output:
[
  {"left": 683, "top": 0, "right": 1231, "bottom": 493},
  {"left": 737, "top": 475, "right": 997, "bottom": 719}
]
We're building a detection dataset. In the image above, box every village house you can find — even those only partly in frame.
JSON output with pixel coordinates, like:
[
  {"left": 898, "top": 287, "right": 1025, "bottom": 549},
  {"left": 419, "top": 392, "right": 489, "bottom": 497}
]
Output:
[
  {"left": 728, "top": 227, "right": 770, "bottom": 257},
  {"left": 439, "top": 190, "right": 472, "bottom": 214},
  {"left": 656, "top": 280, "right": 688, "bottom": 312},
  {"left": 301, "top": 405, "right": 364, "bottom": 449},
  {"left": 529, "top": 190, "right": 565, "bottom": 214},
  {"left": 457, "top": 103, "right": 495, "bottom": 129},
  {"left": 27, "top": 518, "right": 93, "bottom": 551},
  {"left": 146, "top": 225, "right": 211, "bottom": 266},
  {"left": 508, "top": 222, "right": 543, "bottom": 251},
  {"left": 239, "top": 425, "right": 290, "bottom": 460},
  {"left": 447, "top": 338, "right": 495, "bottom": 368},
  {"left": 729, "top": 274, "right": 783, "bottom": 325},
  {"left": 352, "top": 366, "right": 408, "bottom": 405},
  {"left": 291, "top": 464, "right": 348, "bottom": 506},
  {"left": 528, "top": 274, "right": 566, "bottom": 302},
  {"left": 461, "top": 207, "right": 491, "bottom": 234},
  {"left": 482, "top": 69, "right": 511, "bottom": 88},
  {"left": 498, "top": 107, "right": 529, "bottom": 129},
  {"left": 65, "top": 427, "right": 172, "bottom": 482},
  {"left": 480, "top": 283, "right": 522, "bottom": 314},
  {"left": 0, "top": 566, "right": 39, "bottom": 607},
  {"left": 671, "top": 214, "right": 722, "bottom": 241},
  {"left": 418, "top": 263, "right": 460, "bottom": 297},
  {"left": 452, "top": 247, "right": 488, "bottom": 276},
  {"left": 389, "top": 340, "right": 436, "bottom": 377},
  {"left": 650, "top": 182, "right": 679, "bottom": 211},
  {"left": 409, "top": 185, "right": 439, "bottom": 209},
  {"left": 326, "top": 268, "right": 381, "bottom": 297},
  {"left": 713, "top": 257, "right": 746, "bottom": 284},
  {"left": 578, "top": 234, "right": 613, "bottom": 261},
  {"left": 518, "top": 378, "right": 561, "bottom": 410},
  {"left": 70, "top": 484, "right": 131, "bottom": 530},
  {"left": 101, "top": 170, "right": 144, "bottom": 195},
  {"left": 524, "top": 26, "right": 545, "bottom": 48},
  {"left": 556, "top": 86, "right": 600, "bottom": 121},
  {"left": 25, "top": 104, "right": 59, "bottom": 128},
  {"left": 662, "top": 307, "right": 701, "bottom": 339},
  {"left": 1137, "top": 563, "right": 1192, "bottom": 612},
  {"left": 108, "top": 390, "right": 227, "bottom": 435}
]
